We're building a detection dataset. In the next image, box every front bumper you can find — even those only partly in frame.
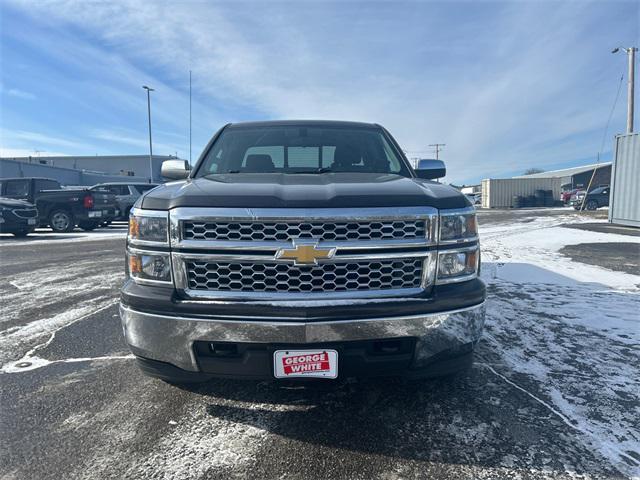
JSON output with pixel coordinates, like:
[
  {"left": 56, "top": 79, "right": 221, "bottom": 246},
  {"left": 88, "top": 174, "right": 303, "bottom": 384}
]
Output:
[{"left": 120, "top": 301, "right": 486, "bottom": 376}]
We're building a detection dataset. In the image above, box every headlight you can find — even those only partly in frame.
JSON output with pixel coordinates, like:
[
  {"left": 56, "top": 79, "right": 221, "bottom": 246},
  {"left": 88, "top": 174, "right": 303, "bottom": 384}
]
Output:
[
  {"left": 439, "top": 209, "right": 478, "bottom": 243},
  {"left": 127, "top": 249, "right": 172, "bottom": 284},
  {"left": 436, "top": 247, "right": 479, "bottom": 284},
  {"left": 128, "top": 208, "right": 168, "bottom": 244}
]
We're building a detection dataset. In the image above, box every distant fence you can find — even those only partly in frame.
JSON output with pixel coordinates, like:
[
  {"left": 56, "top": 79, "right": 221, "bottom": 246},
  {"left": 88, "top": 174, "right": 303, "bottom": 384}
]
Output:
[
  {"left": 609, "top": 133, "right": 640, "bottom": 227},
  {"left": 0, "top": 158, "right": 150, "bottom": 186}
]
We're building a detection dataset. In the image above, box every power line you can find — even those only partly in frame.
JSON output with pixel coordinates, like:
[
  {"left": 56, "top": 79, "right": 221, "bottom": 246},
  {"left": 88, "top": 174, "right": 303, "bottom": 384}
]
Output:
[
  {"left": 428, "top": 143, "right": 446, "bottom": 160},
  {"left": 580, "top": 73, "right": 624, "bottom": 211}
]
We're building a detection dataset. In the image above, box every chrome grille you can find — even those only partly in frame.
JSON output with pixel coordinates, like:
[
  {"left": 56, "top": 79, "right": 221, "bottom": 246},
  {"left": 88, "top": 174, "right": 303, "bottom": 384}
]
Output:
[
  {"left": 13, "top": 209, "right": 38, "bottom": 219},
  {"left": 183, "top": 220, "right": 426, "bottom": 242},
  {"left": 185, "top": 258, "right": 424, "bottom": 294}
]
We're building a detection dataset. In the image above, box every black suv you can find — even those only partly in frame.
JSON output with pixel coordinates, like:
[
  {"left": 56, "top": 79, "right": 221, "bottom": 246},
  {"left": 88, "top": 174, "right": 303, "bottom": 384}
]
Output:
[{"left": 572, "top": 186, "right": 610, "bottom": 210}]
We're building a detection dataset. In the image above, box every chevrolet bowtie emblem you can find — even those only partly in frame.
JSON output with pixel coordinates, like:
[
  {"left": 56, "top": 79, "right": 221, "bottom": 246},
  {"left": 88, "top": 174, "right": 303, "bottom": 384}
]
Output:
[{"left": 276, "top": 242, "right": 336, "bottom": 265}]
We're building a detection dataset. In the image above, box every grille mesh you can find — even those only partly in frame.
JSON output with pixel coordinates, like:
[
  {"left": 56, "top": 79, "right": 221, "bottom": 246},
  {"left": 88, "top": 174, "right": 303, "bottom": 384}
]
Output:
[
  {"left": 183, "top": 220, "right": 426, "bottom": 242},
  {"left": 186, "top": 258, "right": 424, "bottom": 293},
  {"left": 13, "top": 209, "right": 38, "bottom": 219}
]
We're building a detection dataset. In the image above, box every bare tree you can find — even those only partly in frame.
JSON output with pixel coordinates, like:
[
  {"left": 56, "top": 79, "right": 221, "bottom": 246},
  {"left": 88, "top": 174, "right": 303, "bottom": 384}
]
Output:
[{"left": 523, "top": 168, "right": 545, "bottom": 175}]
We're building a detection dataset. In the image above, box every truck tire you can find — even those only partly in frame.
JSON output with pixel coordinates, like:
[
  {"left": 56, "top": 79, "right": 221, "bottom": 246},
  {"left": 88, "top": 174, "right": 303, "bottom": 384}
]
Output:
[
  {"left": 79, "top": 222, "right": 98, "bottom": 231},
  {"left": 49, "top": 210, "right": 74, "bottom": 233},
  {"left": 586, "top": 200, "right": 598, "bottom": 211}
]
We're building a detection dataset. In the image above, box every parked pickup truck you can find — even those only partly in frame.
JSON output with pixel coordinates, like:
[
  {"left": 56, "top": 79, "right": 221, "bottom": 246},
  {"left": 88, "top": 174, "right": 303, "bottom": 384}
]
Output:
[
  {"left": 120, "top": 120, "right": 486, "bottom": 383},
  {"left": 0, "top": 177, "right": 118, "bottom": 232}
]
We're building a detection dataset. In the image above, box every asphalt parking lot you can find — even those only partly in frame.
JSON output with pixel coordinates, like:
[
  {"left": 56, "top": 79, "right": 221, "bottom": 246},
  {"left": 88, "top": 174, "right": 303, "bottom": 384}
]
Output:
[{"left": 1, "top": 209, "right": 638, "bottom": 480}]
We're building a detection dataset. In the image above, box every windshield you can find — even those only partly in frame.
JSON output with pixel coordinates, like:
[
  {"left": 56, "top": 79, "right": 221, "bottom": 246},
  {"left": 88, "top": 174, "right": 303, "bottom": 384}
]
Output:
[{"left": 196, "top": 125, "right": 410, "bottom": 177}]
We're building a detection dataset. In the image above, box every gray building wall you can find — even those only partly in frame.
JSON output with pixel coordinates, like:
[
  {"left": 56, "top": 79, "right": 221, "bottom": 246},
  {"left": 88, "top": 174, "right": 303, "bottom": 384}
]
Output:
[
  {"left": 1, "top": 155, "right": 182, "bottom": 183},
  {"left": 609, "top": 133, "right": 640, "bottom": 227},
  {"left": 0, "top": 158, "right": 150, "bottom": 186}
]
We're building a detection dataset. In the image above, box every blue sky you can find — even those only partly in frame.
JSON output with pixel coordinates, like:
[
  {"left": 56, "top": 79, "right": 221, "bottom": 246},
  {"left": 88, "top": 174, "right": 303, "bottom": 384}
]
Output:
[{"left": 0, "top": 0, "right": 638, "bottom": 184}]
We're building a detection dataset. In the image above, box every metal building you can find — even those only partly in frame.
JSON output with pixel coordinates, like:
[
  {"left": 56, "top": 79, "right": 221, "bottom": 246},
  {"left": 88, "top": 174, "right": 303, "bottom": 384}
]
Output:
[
  {"left": 0, "top": 158, "right": 150, "bottom": 186},
  {"left": 514, "top": 162, "right": 612, "bottom": 190},
  {"left": 609, "top": 133, "right": 640, "bottom": 227},
  {"left": 0, "top": 154, "right": 183, "bottom": 183}
]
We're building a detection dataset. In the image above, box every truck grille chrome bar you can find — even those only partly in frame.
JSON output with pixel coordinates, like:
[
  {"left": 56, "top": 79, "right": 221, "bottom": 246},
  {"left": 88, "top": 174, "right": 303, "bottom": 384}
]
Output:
[{"left": 169, "top": 207, "right": 438, "bottom": 300}]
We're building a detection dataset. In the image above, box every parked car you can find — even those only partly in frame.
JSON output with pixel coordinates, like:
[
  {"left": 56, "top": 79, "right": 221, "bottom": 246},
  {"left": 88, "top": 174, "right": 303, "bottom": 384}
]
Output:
[
  {"left": 90, "top": 183, "right": 158, "bottom": 221},
  {"left": 0, "top": 197, "right": 38, "bottom": 237},
  {"left": 561, "top": 188, "right": 580, "bottom": 205},
  {"left": 572, "top": 186, "right": 610, "bottom": 210},
  {"left": 120, "top": 120, "right": 485, "bottom": 384},
  {"left": 0, "top": 177, "right": 118, "bottom": 232}
]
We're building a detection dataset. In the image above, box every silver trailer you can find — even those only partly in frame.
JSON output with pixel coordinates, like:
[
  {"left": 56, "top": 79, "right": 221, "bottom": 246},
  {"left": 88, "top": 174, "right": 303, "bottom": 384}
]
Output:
[{"left": 481, "top": 177, "right": 563, "bottom": 208}]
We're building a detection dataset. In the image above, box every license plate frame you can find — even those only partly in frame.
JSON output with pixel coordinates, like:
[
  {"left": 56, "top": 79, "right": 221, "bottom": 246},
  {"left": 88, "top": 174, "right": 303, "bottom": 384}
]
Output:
[{"left": 273, "top": 349, "right": 338, "bottom": 379}]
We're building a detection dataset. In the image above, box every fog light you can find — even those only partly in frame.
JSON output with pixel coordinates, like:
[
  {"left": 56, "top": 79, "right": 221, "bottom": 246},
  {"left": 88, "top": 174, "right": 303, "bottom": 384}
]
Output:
[
  {"left": 439, "top": 252, "right": 467, "bottom": 276},
  {"left": 127, "top": 249, "right": 171, "bottom": 284},
  {"left": 437, "top": 248, "right": 478, "bottom": 283}
]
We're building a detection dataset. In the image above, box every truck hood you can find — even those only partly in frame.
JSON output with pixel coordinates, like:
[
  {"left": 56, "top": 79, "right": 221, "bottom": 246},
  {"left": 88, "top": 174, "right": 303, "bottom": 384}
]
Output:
[
  {"left": 0, "top": 197, "right": 35, "bottom": 208},
  {"left": 141, "top": 173, "right": 470, "bottom": 210}
]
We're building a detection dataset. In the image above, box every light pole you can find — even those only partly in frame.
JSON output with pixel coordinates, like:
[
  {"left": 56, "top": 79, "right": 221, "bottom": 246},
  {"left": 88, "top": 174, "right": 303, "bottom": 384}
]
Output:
[
  {"left": 142, "top": 85, "right": 155, "bottom": 182},
  {"left": 612, "top": 47, "right": 637, "bottom": 133}
]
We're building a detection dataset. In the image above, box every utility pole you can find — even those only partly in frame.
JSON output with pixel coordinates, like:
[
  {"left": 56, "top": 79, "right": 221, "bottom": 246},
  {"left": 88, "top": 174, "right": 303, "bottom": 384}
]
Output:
[
  {"left": 428, "top": 143, "right": 446, "bottom": 160},
  {"left": 189, "top": 70, "right": 192, "bottom": 165},
  {"left": 612, "top": 47, "right": 637, "bottom": 133},
  {"left": 142, "top": 85, "right": 154, "bottom": 182},
  {"left": 627, "top": 47, "right": 636, "bottom": 133}
]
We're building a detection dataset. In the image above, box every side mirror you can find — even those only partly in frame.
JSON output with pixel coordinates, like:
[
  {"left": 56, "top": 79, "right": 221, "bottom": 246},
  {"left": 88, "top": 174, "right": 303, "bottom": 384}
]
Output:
[
  {"left": 161, "top": 160, "right": 190, "bottom": 180},
  {"left": 414, "top": 159, "right": 446, "bottom": 180}
]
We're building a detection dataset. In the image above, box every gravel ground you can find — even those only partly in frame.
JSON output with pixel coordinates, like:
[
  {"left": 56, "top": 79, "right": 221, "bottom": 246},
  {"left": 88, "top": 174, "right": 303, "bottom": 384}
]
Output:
[{"left": 0, "top": 210, "right": 638, "bottom": 480}]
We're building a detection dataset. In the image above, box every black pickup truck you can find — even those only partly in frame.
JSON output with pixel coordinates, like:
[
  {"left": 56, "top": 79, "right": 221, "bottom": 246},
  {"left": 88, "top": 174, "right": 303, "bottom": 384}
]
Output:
[
  {"left": 120, "top": 120, "right": 485, "bottom": 384},
  {"left": 0, "top": 177, "right": 118, "bottom": 232}
]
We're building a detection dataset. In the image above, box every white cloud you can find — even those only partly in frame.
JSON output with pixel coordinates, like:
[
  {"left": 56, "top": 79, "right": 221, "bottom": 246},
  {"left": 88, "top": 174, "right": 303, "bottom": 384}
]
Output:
[
  {"left": 90, "top": 128, "right": 182, "bottom": 157},
  {"left": 0, "top": 147, "right": 67, "bottom": 158},
  {"left": 4, "top": 88, "right": 36, "bottom": 100},
  {"left": 0, "top": 128, "right": 89, "bottom": 150}
]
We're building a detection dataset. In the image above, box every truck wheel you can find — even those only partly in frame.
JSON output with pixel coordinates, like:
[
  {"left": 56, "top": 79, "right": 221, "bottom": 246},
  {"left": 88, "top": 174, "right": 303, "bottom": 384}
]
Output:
[
  {"left": 49, "top": 210, "right": 74, "bottom": 233},
  {"left": 79, "top": 222, "right": 98, "bottom": 231},
  {"left": 586, "top": 200, "right": 598, "bottom": 211}
]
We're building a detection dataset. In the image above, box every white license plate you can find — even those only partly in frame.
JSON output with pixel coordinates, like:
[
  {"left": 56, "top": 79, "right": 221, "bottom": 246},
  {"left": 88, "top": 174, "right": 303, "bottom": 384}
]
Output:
[
  {"left": 27, "top": 218, "right": 36, "bottom": 225},
  {"left": 88, "top": 211, "right": 102, "bottom": 218},
  {"left": 273, "top": 349, "right": 338, "bottom": 379}
]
